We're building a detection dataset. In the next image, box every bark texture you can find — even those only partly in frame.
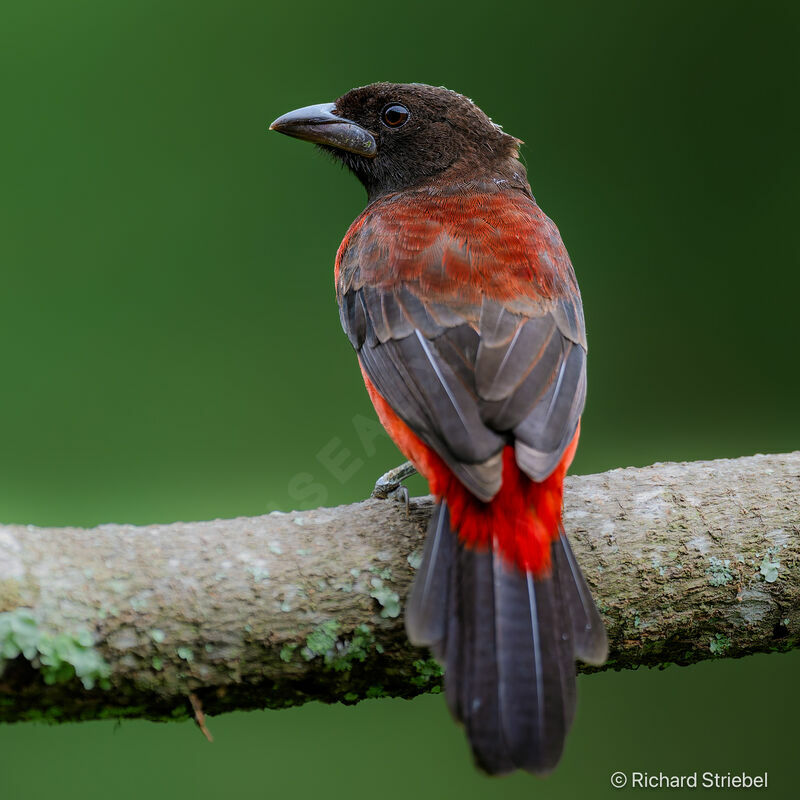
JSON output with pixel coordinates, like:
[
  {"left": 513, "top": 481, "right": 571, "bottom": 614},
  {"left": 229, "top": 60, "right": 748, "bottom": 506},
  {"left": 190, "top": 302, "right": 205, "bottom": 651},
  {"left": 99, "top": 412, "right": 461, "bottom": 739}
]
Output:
[{"left": 0, "top": 452, "right": 797, "bottom": 724}]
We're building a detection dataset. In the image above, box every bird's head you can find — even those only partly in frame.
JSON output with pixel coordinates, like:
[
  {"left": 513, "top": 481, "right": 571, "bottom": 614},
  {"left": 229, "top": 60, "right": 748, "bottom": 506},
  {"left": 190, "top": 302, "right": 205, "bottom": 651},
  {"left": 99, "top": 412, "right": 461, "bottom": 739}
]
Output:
[{"left": 270, "top": 82, "right": 527, "bottom": 201}]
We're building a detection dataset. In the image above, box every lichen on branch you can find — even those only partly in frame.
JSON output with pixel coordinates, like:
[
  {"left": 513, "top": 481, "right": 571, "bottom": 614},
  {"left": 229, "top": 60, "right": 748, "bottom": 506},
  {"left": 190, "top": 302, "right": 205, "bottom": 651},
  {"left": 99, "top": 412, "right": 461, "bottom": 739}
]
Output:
[{"left": 0, "top": 452, "right": 798, "bottom": 724}]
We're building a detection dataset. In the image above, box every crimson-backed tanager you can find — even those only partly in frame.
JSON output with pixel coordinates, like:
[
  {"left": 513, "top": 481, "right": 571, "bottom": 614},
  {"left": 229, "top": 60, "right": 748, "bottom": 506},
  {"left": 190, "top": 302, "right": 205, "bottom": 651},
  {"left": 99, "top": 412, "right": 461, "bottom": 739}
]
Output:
[{"left": 270, "top": 83, "right": 608, "bottom": 775}]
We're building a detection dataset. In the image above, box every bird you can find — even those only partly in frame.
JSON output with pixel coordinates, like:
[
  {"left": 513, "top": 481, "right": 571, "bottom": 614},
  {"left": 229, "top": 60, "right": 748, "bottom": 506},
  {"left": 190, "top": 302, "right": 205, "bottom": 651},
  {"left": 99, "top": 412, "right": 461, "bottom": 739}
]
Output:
[{"left": 270, "top": 82, "right": 608, "bottom": 775}]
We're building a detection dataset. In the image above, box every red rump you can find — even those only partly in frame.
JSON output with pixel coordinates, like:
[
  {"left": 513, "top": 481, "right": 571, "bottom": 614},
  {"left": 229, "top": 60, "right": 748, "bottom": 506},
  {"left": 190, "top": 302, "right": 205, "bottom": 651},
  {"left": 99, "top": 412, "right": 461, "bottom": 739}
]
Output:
[
  {"left": 362, "top": 368, "right": 579, "bottom": 576},
  {"left": 438, "top": 438, "right": 579, "bottom": 575}
]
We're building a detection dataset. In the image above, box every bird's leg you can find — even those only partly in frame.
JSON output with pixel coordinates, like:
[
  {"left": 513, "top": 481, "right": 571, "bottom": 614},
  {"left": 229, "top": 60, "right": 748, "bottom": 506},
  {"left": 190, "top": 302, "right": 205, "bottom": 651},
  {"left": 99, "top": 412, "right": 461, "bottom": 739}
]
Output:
[
  {"left": 371, "top": 461, "right": 417, "bottom": 510},
  {"left": 388, "top": 485, "right": 410, "bottom": 512}
]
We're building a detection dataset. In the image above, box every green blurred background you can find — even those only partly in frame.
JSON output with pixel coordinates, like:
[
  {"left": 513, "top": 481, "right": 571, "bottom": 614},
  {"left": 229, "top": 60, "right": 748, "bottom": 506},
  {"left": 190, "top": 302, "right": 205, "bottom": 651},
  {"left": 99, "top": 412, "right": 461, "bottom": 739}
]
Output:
[{"left": 1, "top": 0, "right": 798, "bottom": 797}]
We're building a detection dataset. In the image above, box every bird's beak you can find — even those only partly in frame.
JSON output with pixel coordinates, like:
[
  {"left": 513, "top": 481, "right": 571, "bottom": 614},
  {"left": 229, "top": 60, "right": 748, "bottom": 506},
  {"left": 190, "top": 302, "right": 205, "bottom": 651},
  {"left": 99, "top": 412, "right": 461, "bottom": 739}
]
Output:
[{"left": 269, "top": 102, "right": 377, "bottom": 158}]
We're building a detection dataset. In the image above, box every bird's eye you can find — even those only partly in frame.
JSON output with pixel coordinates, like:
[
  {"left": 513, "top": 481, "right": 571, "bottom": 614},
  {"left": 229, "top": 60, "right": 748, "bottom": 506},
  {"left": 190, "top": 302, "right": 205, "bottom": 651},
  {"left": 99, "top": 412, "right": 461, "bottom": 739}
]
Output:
[{"left": 381, "top": 103, "right": 410, "bottom": 128}]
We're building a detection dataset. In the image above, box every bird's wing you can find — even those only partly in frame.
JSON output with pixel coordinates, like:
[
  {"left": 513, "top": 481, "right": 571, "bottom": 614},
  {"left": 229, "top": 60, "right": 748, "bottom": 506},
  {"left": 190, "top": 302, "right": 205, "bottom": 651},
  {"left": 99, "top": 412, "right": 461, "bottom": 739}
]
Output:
[{"left": 336, "top": 190, "right": 585, "bottom": 502}]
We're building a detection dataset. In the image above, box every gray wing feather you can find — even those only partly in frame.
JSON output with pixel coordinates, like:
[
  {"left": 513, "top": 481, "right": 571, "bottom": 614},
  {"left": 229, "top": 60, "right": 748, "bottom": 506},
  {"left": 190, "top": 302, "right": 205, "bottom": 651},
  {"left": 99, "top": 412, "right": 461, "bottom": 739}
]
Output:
[
  {"left": 514, "top": 344, "right": 586, "bottom": 480},
  {"left": 342, "top": 288, "right": 587, "bottom": 496},
  {"left": 475, "top": 315, "right": 559, "bottom": 402},
  {"left": 357, "top": 325, "right": 504, "bottom": 501}
]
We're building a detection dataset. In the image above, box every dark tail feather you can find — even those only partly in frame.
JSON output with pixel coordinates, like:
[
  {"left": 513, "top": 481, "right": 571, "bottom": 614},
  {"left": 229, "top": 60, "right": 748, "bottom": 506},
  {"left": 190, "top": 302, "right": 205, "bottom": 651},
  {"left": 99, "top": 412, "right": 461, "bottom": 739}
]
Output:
[
  {"left": 456, "top": 543, "right": 517, "bottom": 773},
  {"left": 405, "top": 500, "right": 607, "bottom": 776},
  {"left": 405, "top": 502, "right": 456, "bottom": 649},
  {"left": 492, "top": 555, "right": 576, "bottom": 772},
  {"left": 553, "top": 528, "right": 609, "bottom": 665}
]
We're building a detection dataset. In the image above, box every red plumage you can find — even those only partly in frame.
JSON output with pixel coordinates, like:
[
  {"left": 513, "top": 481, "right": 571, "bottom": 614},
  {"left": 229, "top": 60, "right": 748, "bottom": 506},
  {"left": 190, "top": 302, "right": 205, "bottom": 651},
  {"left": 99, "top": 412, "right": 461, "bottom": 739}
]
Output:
[{"left": 336, "top": 190, "right": 579, "bottom": 307}]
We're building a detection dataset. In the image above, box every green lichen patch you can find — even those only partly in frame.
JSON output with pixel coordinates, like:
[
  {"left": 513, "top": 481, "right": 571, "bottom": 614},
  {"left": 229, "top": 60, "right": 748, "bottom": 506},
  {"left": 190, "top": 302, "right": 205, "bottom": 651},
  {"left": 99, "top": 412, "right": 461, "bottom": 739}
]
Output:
[
  {"left": 0, "top": 608, "right": 111, "bottom": 690},
  {"left": 302, "top": 620, "right": 340, "bottom": 661},
  {"left": 301, "top": 621, "right": 380, "bottom": 672},
  {"left": 279, "top": 643, "right": 297, "bottom": 663},
  {"left": 369, "top": 578, "right": 401, "bottom": 618},
  {"left": 410, "top": 658, "right": 444, "bottom": 691},
  {"left": 709, "top": 633, "right": 732, "bottom": 655},
  {"left": 759, "top": 550, "right": 781, "bottom": 583},
  {"left": 706, "top": 557, "right": 734, "bottom": 586},
  {"left": 329, "top": 625, "right": 375, "bottom": 672},
  {"left": 407, "top": 550, "right": 423, "bottom": 570},
  {"left": 248, "top": 565, "right": 270, "bottom": 583},
  {"left": 176, "top": 646, "right": 194, "bottom": 662},
  {"left": 370, "top": 566, "right": 393, "bottom": 581}
]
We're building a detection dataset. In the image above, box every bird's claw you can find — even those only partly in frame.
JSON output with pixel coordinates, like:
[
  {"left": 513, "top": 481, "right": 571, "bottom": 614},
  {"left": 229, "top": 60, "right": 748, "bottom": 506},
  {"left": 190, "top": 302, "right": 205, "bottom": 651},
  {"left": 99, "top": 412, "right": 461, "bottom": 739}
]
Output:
[
  {"left": 386, "top": 485, "right": 410, "bottom": 514},
  {"left": 371, "top": 461, "right": 416, "bottom": 509}
]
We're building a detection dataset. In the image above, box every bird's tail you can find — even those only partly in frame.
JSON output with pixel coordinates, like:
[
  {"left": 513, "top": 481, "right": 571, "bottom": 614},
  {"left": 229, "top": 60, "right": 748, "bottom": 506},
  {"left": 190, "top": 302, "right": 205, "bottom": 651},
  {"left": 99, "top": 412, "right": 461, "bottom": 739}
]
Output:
[{"left": 405, "top": 499, "right": 607, "bottom": 775}]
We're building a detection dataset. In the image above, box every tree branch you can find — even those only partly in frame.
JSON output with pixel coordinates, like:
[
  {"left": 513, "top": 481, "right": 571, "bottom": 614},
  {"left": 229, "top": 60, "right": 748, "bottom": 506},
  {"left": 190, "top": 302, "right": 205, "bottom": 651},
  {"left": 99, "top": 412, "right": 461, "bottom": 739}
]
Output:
[{"left": 0, "top": 452, "right": 798, "bottom": 724}]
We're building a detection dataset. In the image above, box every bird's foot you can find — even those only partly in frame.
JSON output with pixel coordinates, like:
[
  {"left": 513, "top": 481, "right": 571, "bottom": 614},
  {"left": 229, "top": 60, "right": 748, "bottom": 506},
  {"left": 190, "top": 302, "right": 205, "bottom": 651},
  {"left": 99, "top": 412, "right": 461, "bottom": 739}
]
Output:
[
  {"left": 387, "top": 485, "right": 410, "bottom": 512},
  {"left": 371, "top": 461, "right": 417, "bottom": 511}
]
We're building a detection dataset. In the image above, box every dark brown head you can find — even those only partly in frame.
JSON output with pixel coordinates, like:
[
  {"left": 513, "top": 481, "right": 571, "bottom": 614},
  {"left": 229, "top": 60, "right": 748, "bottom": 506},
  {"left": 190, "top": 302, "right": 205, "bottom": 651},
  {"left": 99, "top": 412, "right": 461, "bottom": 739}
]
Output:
[{"left": 270, "top": 82, "right": 528, "bottom": 201}]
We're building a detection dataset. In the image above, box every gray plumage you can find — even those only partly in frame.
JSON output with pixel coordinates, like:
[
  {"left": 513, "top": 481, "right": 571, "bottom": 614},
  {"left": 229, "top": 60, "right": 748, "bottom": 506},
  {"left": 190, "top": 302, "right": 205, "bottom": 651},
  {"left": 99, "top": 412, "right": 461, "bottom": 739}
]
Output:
[{"left": 340, "top": 288, "right": 587, "bottom": 497}]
